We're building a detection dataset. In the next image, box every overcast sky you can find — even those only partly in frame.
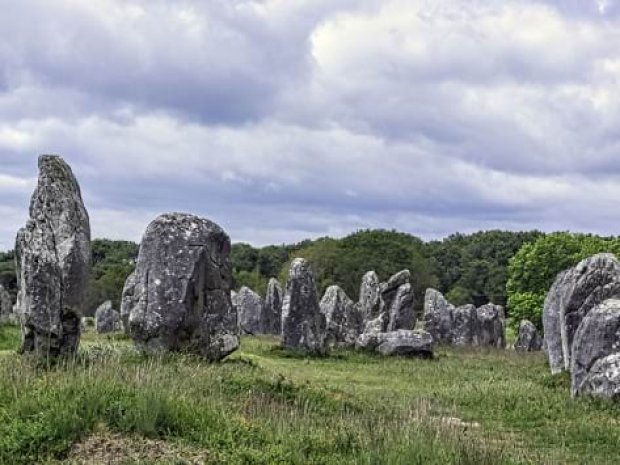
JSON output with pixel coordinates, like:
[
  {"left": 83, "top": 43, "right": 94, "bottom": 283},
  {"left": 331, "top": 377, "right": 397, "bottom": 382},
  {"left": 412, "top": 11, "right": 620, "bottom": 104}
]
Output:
[{"left": 1, "top": 0, "right": 620, "bottom": 249}]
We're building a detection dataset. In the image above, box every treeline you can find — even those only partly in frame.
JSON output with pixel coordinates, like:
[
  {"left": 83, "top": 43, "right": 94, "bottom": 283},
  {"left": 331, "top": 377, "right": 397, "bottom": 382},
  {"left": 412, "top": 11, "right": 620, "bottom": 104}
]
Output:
[{"left": 2, "top": 229, "right": 618, "bottom": 326}]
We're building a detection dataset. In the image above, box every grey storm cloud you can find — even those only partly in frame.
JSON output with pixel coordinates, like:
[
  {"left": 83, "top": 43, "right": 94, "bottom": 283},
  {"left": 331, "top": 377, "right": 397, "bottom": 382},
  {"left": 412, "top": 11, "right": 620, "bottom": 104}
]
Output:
[{"left": 1, "top": 0, "right": 620, "bottom": 250}]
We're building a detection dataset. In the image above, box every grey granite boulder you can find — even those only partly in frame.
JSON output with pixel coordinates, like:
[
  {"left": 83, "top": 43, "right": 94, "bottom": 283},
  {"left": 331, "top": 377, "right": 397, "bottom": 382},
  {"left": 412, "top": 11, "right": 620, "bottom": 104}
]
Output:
[
  {"left": 514, "top": 320, "right": 543, "bottom": 352},
  {"left": 356, "top": 329, "right": 433, "bottom": 358},
  {"left": 543, "top": 254, "right": 620, "bottom": 374},
  {"left": 452, "top": 304, "right": 476, "bottom": 346},
  {"left": 571, "top": 299, "right": 620, "bottom": 398},
  {"left": 15, "top": 155, "right": 91, "bottom": 356},
  {"left": 320, "top": 285, "right": 363, "bottom": 348},
  {"left": 235, "top": 287, "right": 263, "bottom": 335},
  {"left": 423, "top": 289, "right": 455, "bottom": 344},
  {"left": 281, "top": 258, "right": 327, "bottom": 355},
  {"left": 358, "top": 271, "right": 382, "bottom": 323},
  {"left": 0, "top": 285, "right": 12, "bottom": 325},
  {"left": 474, "top": 303, "right": 506, "bottom": 348},
  {"left": 125, "top": 213, "right": 239, "bottom": 361},
  {"left": 261, "top": 278, "right": 283, "bottom": 335},
  {"left": 578, "top": 353, "right": 620, "bottom": 400},
  {"left": 95, "top": 301, "right": 123, "bottom": 334}
]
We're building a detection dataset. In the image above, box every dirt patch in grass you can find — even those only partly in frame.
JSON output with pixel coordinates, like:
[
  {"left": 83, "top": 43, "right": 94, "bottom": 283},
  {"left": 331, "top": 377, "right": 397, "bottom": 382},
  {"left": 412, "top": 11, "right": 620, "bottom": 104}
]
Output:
[{"left": 62, "top": 427, "right": 209, "bottom": 465}]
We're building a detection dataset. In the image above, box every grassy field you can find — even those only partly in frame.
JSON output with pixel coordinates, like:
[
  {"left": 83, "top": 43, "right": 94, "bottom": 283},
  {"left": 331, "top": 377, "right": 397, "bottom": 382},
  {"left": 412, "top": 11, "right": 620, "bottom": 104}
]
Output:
[{"left": 0, "top": 325, "right": 618, "bottom": 464}]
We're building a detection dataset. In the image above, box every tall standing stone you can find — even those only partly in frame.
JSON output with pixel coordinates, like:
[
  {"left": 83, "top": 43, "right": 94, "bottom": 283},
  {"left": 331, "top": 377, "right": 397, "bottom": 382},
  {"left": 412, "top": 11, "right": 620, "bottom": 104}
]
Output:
[
  {"left": 120, "top": 271, "right": 137, "bottom": 332},
  {"left": 358, "top": 271, "right": 382, "bottom": 323},
  {"left": 543, "top": 254, "right": 620, "bottom": 374},
  {"left": 423, "top": 289, "right": 455, "bottom": 344},
  {"left": 235, "top": 287, "right": 263, "bottom": 335},
  {"left": 382, "top": 270, "right": 415, "bottom": 332},
  {"left": 281, "top": 258, "right": 327, "bottom": 355},
  {"left": 15, "top": 155, "right": 91, "bottom": 356},
  {"left": 452, "top": 304, "right": 476, "bottom": 345},
  {"left": 320, "top": 285, "right": 363, "bottom": 348},
  {"left": 125, "top": 213, "right": 239, "bottom": 361},
  {"left": 261, "top": 278, "right": 283, "bottom": 335}
]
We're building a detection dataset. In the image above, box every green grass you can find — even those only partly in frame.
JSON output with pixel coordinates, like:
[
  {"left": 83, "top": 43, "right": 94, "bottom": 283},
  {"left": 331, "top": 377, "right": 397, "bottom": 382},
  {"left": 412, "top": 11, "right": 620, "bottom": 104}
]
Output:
[{"left": 0, "top": 328, "right": 618, "bottom": 464}]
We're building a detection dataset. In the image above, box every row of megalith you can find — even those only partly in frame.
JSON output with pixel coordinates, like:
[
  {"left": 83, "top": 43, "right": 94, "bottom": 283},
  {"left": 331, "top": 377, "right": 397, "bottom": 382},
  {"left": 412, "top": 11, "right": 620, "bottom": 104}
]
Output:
[{"left": 5, "top": 155, "right": 619, "bottom": 401}]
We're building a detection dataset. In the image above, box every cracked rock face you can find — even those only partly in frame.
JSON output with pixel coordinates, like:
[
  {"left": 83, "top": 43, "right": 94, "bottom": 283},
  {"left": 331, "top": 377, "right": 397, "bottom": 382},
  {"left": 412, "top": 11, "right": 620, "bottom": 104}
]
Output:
[
  {"left": 125, "top": 213, "right": 239, "bottom": 361},
  {"left": 95, "top": 301, "right": 123, "bottom": 334},
  {"left": 281, "top": 258, "right": 327, "bottom": 355},
  {"left": 578, "top": 353, "right": 620, "bottom": 400},
  {"left": 543, "top": 254, "right": 620, "bottom": 374},
  {"left": 423, "top": 289, "right": 455, "bottom": 344},
  {"left": 15, "top": 155, "right": 91, "bottom": 356},
  {"left": 320, "top": 285, "right": 363, "bottom": 348},
  {"left": 261, "top": 278, "right": 283, "bottom": 335},
  {"left": 514, "top": 320, "right": 543, "bottom": 353},
  {"left": 571, "top": 299, "right": 620, "bottom": 399},
  {"left": 452, "top": 304, "right": 476, "bottom": 346},
  {"left": 235, "top": 287, "right": 263, "bottom": 335}
]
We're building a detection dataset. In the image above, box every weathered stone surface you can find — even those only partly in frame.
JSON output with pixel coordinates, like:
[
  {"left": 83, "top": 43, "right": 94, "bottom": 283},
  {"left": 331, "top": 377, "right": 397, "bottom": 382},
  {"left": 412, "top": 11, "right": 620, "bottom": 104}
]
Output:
[
  {"left": 474, "top": 303, "right": 506, "bottom": 348},
  {"left": 235, "top": 287, "right": 263, "bottom": 335},
  {"left": 578, "top": 353, "right": 620, "bottom": 400},
  {"left": 0, "top": 285, "right": 12, "bottom": 325},
  {"left": 514, "top": 320, "right": 543, "bottom": 352},
  {"left": 261, "top": 278, "right": 283, "bottom": 335},
  {"left": 281, "top": 258, "right": 327, "bottom": 355},
  {"left": 543, "top": 254, "right": 620, "bottom": 374},
  {"left": 125, "top": 213, "right": 239, "bottom": 361},
  {"left": 423, "top": 289, "right": 455, "bottom": 344},
  {"left": 358, "top": 271, "right": 381, "bottom": 323},
  {"left": 120, "top": 271, "right": 137, "bottom": 332},
  {"left": 320, "top": 285, "right": 363, "bottom": 347},
  {"left": 452, "top": 304, "right": 476, "bottom": 346},
  {"left": 571, "top": 299, "right": 620, "bottom": 398},
  {"left": 543, "top": 270, "right": 572, "bottom": 374},
  {"left": 80, "top": 317, "right": 94, "bottom": 332},
  {"left": 356, "top": 329, "right": 433, "bottom": 358},
  {"left": 95, "top": 301, "right": 123, "bottom": 334},
  {"left": 386, "top": 282, "right": 415, "bottom": 331},
  {"left": 15, "top": 155, "right": 91, "bottom": 356}
]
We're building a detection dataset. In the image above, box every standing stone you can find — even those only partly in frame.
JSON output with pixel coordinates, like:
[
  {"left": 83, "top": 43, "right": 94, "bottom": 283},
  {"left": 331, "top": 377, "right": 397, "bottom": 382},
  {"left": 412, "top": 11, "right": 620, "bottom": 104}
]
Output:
[
  {"left": 125, "top": 213, "right": 238, "bottom": 361},
  {"left": 543, "top": 270, "right": 572, "bottom": 374},
  {"left": 261, "top": 278, "right": 283, "bottom": 335},
  {"left": 423, "top": 289, "right": 455, "bottom": 344},
  {"left": 320, "top": 285, "right": 362, "bottom": 348},
  {"left": 570, "top": 299, "right": 620, "bottom": 398},
  {"left": 15, "top": 155, "right": 91, "bottom": 356},
  {"left": 235, "top": 287, "right": 263, "bottom": 335},
  {"left": 377, "top": 270, "right": 415, "bottom": 332},
  {"left": 95, "top": 301, "right": 123, "bottom": 334},
  {"left": 358, "top": 271, "right": 382, "bottom": 322},
  {"left": 543, "top": 254, "right": 620, "bottom": 374},
  {"left": 514, "top": 320, "right": 543, "bottom": 352},
  {"left": 474, "top": 303, "right": 506, "bottom": 348},
  {"left": 452, "top": 304, "right": 476, "bottom": 346},
  {"left": 0, "top": 285, "right": 12, "bottom": 324},
  {"left": 281, "top": 258, "right": 327, "bottom": 355},
  {"left": 120, "top": 271, "right": 137, "bottom": 332},
  {"left": 386, "top": 282, "right": 415, "bottom": 331}
]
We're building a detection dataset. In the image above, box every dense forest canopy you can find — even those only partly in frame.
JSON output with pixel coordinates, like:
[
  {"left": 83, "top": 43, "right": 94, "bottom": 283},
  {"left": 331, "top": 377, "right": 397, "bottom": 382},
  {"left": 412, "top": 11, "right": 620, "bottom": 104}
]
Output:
[{"left": 1, "top": 229, "right": 618, "bottom": 326}]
